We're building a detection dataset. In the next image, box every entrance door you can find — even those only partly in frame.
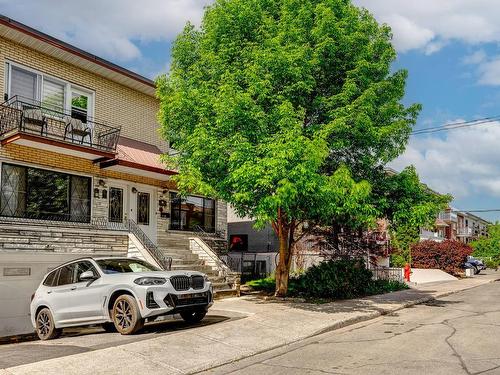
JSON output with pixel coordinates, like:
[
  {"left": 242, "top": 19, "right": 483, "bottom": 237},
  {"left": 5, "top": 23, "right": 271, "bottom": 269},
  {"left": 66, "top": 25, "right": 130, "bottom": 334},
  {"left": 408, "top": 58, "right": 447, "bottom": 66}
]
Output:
[{"left": 129, "top": 186, "right": 156, "bottom": 243}]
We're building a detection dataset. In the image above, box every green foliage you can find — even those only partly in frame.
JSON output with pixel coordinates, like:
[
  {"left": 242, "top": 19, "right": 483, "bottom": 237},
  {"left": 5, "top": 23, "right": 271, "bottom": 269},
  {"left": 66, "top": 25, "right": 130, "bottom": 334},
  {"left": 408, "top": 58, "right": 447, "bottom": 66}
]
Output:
[
  {"left": 471, "top": 223, "right": 500, "bottom": 263},
  {"left": 484, "top": 259, "right": 499, "bottom": 270},
  {"left": 296, "top": 259, "right": 373, "bottom": 299},
  {"left": 246, "top": 276, "right": 300, "bottom": 294},
  {"left": 246, "top": 259, "right": 408, "bottom": 299},
  {"left": 375, "top": 167, "right": 452, "bottom": 266},
  {"left": 157, "top": 0, "right": 419, "bottom": 231}
]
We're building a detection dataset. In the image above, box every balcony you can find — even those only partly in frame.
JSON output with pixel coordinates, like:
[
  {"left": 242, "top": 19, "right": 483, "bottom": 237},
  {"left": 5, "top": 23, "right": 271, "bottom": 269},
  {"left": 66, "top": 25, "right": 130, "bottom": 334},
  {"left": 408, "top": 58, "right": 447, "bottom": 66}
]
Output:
[
  {"left": 0, "top": 96, "right": 121, "bottom": 159},
  {"left": 457, "top": 227, "right": 473, "bottom": 236},
  {"left": 438, "top": 211, "right": 457, "bottom": 222},
  {"left": 420, "top": 229, "right": 445, "bottom": 242}
]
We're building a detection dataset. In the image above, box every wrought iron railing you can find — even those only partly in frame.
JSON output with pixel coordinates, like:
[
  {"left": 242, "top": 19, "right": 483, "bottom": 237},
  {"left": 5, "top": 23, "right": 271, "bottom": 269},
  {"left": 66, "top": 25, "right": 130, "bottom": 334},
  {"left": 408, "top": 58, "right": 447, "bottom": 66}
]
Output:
[
  {"left": 371, "top": 267, "right": 404, "bottom": 283},
  {"left": 0, "top": 96, "right": 121, "bottom": 152},
  {"left": 125, "top": 218, "right": 172, "bottom": 271},
  {"left": 192, "top": 224, "right": 226, "bottom": 240}
]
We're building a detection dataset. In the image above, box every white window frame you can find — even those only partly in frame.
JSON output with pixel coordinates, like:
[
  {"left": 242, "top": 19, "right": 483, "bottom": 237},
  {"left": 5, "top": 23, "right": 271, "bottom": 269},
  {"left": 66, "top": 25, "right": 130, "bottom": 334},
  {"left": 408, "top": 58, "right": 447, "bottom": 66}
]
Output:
[{"left": 5, "top": 60, "right": 95, "bottom": 119}]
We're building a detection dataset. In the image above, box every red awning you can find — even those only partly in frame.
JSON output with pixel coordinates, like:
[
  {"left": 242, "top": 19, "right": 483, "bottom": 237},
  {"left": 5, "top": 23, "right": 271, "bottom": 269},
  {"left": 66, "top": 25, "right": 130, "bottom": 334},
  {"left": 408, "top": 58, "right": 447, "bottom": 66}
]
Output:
[{"left": 99, "top": 137, "right": 176, "bottom": 179}]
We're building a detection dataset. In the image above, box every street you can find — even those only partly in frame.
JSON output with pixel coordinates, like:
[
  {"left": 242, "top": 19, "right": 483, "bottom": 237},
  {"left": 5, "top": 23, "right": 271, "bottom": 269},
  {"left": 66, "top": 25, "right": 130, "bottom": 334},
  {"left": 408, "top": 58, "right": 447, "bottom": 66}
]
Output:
[{"left": 206, "top": 281, "right": 500, "bottom": 375}]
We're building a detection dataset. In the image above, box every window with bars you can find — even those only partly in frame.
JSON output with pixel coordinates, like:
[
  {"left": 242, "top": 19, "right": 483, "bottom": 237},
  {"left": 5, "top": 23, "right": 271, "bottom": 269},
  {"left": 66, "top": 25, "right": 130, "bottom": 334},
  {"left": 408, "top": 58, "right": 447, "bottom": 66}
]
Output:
[{"left": 0, "top": 163, "right": 91, "bottom": 222}]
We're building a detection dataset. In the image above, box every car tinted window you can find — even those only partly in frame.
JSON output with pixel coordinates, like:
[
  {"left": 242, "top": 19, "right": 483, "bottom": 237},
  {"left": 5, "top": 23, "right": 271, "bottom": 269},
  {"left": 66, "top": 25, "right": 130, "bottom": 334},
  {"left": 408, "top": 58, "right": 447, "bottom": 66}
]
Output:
[
  {"left": 57, "top": 264, "right": 75, "bottom": 286},
  {"left": 96, "top": 259, "right": 159, "bottom": 274},
  {"left": 74, "top": 261, "right": 98, "bottom": 282},
  {"left": 43, "top": 269, "right": 59, "bottom": 287}
]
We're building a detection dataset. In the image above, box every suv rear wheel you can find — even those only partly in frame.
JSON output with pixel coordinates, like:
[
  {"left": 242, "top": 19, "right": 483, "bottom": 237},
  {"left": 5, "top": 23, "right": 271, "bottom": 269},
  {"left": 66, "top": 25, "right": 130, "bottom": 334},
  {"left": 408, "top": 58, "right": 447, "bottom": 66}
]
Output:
[
  {"left": 112, "top": 295, "right": 144, "bottom": 335},
  {"left": 180, "top": 309, "right": 207, "bottom": 323},
  {"left": 35, "top": 308, "right": 62, "bottom": 340}
]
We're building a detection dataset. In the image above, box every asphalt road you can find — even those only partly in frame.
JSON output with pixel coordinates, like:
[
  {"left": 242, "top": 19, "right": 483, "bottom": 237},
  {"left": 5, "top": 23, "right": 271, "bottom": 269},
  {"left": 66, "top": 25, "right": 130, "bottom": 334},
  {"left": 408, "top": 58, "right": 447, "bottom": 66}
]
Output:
[{"left": 205, "top": 281, "right": 500, "bottom": 375}]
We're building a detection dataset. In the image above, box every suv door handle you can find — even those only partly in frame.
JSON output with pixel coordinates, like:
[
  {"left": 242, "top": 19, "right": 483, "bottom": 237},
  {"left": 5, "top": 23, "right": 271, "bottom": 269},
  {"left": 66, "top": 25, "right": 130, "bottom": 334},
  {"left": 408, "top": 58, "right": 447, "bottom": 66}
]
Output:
[
  {"left": 70, "top": 286, "right": 77, "bottom": 291},
  {"left": 47, "top": 291, "right": 52, "bottom": 294}
]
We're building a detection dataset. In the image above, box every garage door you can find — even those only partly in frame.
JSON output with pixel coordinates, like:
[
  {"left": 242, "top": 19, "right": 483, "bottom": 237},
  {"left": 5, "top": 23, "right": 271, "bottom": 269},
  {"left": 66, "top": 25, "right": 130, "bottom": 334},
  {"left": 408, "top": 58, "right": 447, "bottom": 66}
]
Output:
[{"left": 0, "top": 253, "right": 87, "bottom": 337}]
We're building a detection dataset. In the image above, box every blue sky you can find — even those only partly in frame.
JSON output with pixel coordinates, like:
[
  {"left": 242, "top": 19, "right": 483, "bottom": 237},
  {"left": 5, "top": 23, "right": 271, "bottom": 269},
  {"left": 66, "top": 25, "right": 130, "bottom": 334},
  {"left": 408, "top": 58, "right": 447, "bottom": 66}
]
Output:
[{"left": 2, "top": 0, "right": 500, "bottom": 221}]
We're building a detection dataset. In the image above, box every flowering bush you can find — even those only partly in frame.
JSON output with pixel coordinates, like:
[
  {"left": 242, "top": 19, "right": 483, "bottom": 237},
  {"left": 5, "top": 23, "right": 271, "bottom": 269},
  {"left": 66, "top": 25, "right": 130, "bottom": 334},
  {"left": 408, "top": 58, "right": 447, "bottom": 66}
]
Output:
[{"left": 411, "top": 240, "right": 473, "bottom": 275}]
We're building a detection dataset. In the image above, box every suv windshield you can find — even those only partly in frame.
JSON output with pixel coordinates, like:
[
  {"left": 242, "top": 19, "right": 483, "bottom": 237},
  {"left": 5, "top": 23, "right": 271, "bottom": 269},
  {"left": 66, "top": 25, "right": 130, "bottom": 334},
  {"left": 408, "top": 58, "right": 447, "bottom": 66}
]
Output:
[{"left": 96, "top": 259, "right": 160, "bottom": 274}]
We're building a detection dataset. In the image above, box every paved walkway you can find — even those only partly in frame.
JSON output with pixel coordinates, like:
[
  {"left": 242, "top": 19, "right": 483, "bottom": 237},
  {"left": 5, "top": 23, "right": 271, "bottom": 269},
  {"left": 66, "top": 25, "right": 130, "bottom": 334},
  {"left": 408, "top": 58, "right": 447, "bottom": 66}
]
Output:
[{"left": 1, "top": 272, "right": 498, "bottom": 375}]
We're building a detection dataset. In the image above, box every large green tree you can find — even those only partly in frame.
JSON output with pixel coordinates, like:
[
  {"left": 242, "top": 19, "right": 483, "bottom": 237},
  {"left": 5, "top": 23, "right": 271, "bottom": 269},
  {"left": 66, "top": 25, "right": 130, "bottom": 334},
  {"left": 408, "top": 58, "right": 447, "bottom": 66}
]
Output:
[
  {"left": 372, "top": 167, "right": 451, "bottom": 266},
  {"left": 471, "top": 223, "right": 500, "bottom": 264},
  {"left": 157, "top": 0, "right": 420, "bottom": 295}
]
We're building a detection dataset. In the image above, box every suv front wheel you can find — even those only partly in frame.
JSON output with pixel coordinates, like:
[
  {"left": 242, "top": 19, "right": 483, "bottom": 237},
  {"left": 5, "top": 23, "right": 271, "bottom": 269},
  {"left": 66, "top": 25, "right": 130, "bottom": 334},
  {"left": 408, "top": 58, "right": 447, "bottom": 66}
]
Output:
[{"left": 112, "top": 295, "right": 144, "bottom": 335}]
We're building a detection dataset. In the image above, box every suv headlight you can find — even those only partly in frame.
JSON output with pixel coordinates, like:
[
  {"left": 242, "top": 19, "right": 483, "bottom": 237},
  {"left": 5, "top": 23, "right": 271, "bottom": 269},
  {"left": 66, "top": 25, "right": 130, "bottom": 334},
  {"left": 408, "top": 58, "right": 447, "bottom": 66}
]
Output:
[{"left": 134, "top": 277, "right": 167, "bottom": 286}]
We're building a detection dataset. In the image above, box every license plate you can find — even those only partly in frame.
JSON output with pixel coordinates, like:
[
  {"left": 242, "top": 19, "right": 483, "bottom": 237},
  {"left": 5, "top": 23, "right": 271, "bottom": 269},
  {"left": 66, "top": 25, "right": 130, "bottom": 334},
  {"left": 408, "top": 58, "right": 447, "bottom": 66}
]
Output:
[{"left": 177, "top": 292, "right": 206, "bottom": 300}]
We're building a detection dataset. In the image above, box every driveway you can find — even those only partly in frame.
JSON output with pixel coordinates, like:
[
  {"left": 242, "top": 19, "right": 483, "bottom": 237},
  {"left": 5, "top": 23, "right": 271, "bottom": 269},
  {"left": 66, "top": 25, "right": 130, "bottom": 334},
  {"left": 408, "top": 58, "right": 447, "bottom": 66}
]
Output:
[
  {"left": 0, "top": 310, "right": 244, "bottom": 369},
  {"left": 206, "top": 281, "right": 500, "bottom": 375}
]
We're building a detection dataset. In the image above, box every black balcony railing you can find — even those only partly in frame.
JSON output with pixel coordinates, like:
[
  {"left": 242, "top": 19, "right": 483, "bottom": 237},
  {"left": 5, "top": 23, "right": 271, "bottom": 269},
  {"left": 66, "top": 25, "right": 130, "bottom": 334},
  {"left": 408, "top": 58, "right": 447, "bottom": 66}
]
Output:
[{"left": 0, "top": 96, "right": 121, "bottom": 153}]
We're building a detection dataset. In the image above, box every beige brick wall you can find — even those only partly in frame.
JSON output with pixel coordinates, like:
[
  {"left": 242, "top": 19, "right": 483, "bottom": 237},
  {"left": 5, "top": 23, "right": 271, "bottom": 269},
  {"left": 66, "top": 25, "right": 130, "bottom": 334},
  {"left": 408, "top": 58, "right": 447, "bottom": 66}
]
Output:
[{"left": 0, "top": 36, "right": 167, "bottom": 151}]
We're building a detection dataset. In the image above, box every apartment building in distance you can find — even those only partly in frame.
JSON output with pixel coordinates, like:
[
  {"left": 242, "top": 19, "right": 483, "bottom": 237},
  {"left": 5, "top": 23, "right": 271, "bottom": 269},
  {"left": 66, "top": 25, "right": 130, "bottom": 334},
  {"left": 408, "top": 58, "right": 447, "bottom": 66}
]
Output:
[{"left": 420, "top": 207, "right": 490, "bottom": 243}]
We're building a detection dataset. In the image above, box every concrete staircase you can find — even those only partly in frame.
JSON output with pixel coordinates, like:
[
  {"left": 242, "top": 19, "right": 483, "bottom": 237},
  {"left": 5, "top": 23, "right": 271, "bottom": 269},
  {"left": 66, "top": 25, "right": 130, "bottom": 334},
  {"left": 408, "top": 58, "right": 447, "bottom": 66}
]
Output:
[{"left": 157, "top": 231, "right": 239, "bottom": 298}]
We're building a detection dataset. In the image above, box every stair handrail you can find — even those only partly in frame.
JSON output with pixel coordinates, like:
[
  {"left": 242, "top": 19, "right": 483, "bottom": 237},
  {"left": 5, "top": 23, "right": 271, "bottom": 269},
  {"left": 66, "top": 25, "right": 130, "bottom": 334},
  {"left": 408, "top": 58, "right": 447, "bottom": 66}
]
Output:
[
  {"left": 126, "top": 218, "right": 173, "bottom": 271},
  {"left": 193, "top": 224, "right": 226, "bottom": 240},
  {"left": 191, "top": 236, "right": 232, "bottom": 276}
]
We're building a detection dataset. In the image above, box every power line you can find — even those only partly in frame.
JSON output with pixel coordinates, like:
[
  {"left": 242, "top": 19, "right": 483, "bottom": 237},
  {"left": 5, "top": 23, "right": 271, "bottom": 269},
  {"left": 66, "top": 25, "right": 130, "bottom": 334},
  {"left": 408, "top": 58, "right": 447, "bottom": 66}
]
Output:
[
  {"left": 451, "top": 209, "right": 500, "bottom": 213},
  {"left": 411, "top": 115, "right": 500, "bottom": 136}
]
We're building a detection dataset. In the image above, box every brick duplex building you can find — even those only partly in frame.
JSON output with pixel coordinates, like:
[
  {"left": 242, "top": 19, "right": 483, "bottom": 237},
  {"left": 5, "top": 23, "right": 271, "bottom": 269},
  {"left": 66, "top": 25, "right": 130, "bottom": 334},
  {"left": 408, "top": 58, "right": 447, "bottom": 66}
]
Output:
[{"left": 0, "top": 15, "right": 237, "bottom": 337}]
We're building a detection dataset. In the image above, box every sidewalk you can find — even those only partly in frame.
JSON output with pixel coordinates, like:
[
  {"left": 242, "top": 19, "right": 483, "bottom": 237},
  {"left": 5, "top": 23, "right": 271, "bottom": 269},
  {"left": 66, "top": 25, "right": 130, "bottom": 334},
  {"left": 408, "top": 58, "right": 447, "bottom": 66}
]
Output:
[{"left": 1, "top": 272, "right": 499, "bottom": 375}]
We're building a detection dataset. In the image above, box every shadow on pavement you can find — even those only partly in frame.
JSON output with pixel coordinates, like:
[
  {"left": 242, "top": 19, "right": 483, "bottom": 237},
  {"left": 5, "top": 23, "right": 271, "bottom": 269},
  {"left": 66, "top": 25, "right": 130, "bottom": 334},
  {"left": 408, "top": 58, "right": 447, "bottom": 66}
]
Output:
[{"left": 243, "top": 287, "right": 440, "bottom": 315}]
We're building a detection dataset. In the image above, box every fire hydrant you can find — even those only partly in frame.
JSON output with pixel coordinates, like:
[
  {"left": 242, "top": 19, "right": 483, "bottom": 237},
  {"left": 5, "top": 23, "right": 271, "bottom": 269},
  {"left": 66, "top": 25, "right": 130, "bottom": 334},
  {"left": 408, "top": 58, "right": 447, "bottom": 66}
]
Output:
[{"left": 404, "top": 263, "right": 411, "bottom": 282}]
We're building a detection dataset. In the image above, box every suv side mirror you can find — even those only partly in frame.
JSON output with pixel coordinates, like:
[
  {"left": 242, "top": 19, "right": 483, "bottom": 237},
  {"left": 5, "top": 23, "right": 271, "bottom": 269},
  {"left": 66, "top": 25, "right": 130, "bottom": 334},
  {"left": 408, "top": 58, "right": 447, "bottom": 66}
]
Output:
[{"left": 79, "top": 270, "right": 96, "bottom": 281}]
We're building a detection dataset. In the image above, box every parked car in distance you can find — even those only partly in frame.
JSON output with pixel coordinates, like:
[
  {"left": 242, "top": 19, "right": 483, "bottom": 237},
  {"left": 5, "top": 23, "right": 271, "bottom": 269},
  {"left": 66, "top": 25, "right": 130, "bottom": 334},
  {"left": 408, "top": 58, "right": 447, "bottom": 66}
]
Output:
[
  {"left": 463, "top": 256, "right": 486, "bottom": 275},
  {"left": 30, "top": 257, "right": 213, "bottom": 340}
]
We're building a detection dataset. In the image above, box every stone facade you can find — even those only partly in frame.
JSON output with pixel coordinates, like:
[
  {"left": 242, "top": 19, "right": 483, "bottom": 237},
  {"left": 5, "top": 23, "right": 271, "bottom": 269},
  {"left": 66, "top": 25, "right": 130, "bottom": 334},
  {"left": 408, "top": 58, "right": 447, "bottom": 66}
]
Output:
[{"left": 0, "top": 224, "right": 128, "bottom": 254}]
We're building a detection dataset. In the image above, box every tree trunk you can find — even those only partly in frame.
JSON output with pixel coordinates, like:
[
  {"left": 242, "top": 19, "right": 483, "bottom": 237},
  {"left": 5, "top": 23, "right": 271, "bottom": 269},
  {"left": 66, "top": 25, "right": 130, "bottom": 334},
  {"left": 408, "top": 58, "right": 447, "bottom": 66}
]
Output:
[{"left": 274, "top": 210, "right": 295, "bottom": 297}]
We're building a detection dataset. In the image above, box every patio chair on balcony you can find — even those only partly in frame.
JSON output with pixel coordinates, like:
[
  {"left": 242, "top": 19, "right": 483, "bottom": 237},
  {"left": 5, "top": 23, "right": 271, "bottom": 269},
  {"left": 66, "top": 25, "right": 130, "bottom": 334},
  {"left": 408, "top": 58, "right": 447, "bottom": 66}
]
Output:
[
  {"left": 63, "top": 116, "right": 92, "bottom": 146},
  {"left": 21, "top": 107, "right": 47, "bottom": 136}
]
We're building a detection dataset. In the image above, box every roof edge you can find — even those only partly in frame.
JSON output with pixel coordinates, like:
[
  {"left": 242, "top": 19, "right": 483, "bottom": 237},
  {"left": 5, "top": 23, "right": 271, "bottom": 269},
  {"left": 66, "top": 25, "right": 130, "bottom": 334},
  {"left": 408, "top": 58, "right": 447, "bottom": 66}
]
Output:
[{"left": 0, "top": 14, "right": 156, "bottom": 89}]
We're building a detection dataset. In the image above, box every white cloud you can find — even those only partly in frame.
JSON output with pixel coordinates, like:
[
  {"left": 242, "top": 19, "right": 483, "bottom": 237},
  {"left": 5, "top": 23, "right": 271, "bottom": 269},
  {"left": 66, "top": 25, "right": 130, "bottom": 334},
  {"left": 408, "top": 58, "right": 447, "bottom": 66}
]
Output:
[
  {"left": 477, "top": 58, "right": 500, "bottom": 86},
  {"left": 355, "top": 0, "right": 500, "bottom": 54},
  {"left": 462, "top": 50, "right": 487, "bottom": 65},
  {"left": 390, "top": 122, "right": 500, "bottom": 199},
  {"left": 0, "top": 0, "right": 210, "bottom": 63}
]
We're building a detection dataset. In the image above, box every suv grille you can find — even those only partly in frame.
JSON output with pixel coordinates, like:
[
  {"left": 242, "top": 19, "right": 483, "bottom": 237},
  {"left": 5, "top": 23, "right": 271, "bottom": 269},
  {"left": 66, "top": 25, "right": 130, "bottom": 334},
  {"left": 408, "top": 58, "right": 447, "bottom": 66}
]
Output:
[
  {"left": 191, "top": 275, "right": 204, "bottom": 290},
  {"left": 171, "top": 276, "right": 190, "bottom": 291},
  {"left": 170, "top": 275, "right": 205, "bottom": 291}
]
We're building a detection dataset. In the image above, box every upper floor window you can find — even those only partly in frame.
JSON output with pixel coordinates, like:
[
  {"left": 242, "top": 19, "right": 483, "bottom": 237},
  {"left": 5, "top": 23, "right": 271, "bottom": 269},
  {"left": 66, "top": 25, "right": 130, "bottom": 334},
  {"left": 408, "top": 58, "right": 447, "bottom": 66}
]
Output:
[{"left": 5, "top": 62, "right": 94, "bottom": 121}]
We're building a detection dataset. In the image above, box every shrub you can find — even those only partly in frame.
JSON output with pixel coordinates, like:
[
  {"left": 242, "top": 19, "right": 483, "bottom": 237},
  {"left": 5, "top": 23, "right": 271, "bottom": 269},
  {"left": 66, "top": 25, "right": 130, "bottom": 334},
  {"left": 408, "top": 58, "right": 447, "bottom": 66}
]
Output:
[
  {"left": 484, "top": 259, "right": 499, "bottom": 270},
  {"left": 411, "top": 240, "right": 472, "bottom": 275},
  {"left": 295, "top": 259, "right": 374, "bottom": 299},
  {"left": 246, "top": 259, "right": 409, "bottom": 300}
]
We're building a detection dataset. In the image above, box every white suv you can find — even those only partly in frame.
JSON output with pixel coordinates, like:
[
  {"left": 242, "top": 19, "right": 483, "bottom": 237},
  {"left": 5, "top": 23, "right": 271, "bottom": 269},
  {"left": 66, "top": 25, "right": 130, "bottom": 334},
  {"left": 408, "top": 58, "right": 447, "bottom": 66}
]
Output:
[{"left": 30, "top": 257, "right": 213, "bottom": 340}]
